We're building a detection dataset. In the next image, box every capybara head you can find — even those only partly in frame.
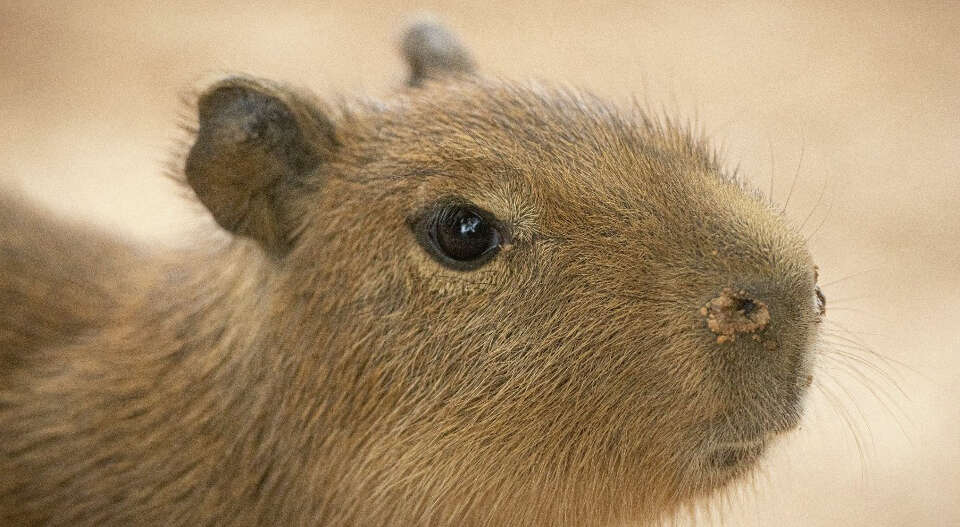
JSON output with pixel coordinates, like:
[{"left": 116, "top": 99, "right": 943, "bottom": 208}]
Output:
[{"left": 178, "top": 21, "right": 825, "bottom": 525}]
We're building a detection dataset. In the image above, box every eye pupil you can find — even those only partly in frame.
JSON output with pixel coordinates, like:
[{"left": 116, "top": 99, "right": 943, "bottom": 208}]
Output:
[
  {"left": 460, "top": 216, "right": 480, "bottom": 235},
  {"left": 432, "top": 206, "right": 501, "bottom": 265}
]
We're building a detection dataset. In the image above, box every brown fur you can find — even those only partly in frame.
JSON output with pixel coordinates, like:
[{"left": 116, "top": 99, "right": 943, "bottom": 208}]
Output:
[{"left": 0, "top": 22, "right": 822, "bottom": 526}]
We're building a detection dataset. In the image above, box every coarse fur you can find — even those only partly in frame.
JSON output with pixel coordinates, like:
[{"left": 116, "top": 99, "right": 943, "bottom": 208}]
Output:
[{"left": 0, "top": 22, "right": 823, "bottom": 526}]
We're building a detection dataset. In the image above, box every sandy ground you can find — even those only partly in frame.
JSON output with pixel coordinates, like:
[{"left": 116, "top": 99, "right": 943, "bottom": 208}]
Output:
[{"left": 1, "top": 1, "right": 957, "bottom": 525}]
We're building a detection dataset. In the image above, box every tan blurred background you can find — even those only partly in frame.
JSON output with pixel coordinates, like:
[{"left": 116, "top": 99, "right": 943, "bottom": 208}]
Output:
[{"left": 1, "top": 1, "right": 957, "bottom": 525}]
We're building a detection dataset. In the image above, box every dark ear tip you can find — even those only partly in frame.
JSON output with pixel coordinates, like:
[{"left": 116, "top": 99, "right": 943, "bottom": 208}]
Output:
[
  {"left": 194, "top": 78, "right": 299, "bottom": 147},
  {"left": 400, "top": 18, "right": 475, "bottom": 85},
  {"left": 196, "top": 85, "right": 244, "bottom": 127},
  {"left": 197, "top": 78, "right": 269, "bottom": 122},
  {"left": 400, "top": 20, "right": 457, "bottom": 51}
]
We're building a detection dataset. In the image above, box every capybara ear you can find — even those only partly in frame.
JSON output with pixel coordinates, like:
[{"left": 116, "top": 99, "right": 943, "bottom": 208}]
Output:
[
  {"left": 185, "top": 76, "right": 337, "bottom": 254},
  {"left": 400, "top": 20, "right": 476, "bottom": 87}
]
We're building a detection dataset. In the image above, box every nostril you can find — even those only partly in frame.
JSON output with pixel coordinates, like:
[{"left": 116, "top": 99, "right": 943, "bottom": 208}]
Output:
[
  {"left": 736, "top": 298, "right": 757, "bottom": 316},
  {"left": 700, "top": 288, "right": 771, "bottom": 344},
  {"left": 814, "top": 285, "right": 826, "bottom": 318}
]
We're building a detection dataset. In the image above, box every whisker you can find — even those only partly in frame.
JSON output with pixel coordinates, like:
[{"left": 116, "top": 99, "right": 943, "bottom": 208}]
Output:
[
  {"left": 820, "top": 329, "right": 896, "bottom": 369},
  {"left": 812, "top": 376, "right": 868, "bottom": 476},
  {"left": 797, "top": 171, "right": 829, "bottom": 233},
  {"left": 823, "top": 306, "right": 892, "bottom": 323},
  {"left": 825, "top": 367, "right": 876, "bottom": 451},
  {"left": 827, "top": 295, "right": 877, "bottom": 305},
  {"left": 818, "top": 341, "right": 904, "bottom": 397},
  {"left": 768, "top": 138, "right": 776, "bottom": 207},
  {"left": 780, "top": 139, "right": 805, "bottom": 215},
  {"left": 817, "top": 349, "right": 910, "bottom": 428},
  {"left": 819, "top": 266, "right": 884, "bottom": 288},
  {"left": 824, "top": 320, "right": 925, "bottom": 381},
  {"left": 820, "top": 334, "right": 907, "bottom": 390},
  {"left": 822, "top": 327, "right": 884, "bottom": 337},
  {"left": 804, "top": 191, "right": 834, "bottom": 243}
]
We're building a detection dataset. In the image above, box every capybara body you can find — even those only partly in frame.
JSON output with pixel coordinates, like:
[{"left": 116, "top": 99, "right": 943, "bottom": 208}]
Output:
[{"left": 0, "top": 22, "right": 823, "bottom": 526}]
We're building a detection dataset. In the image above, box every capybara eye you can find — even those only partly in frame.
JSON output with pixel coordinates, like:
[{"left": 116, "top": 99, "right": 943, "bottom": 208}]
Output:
[{"left": 419, "top": 204, "right": 502, "bottom": 270}]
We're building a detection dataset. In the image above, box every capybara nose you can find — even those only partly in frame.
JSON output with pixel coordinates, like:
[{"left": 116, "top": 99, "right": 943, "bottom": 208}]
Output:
[{"left": 700, "top": 288, "right": 772, "bottom": 345}]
